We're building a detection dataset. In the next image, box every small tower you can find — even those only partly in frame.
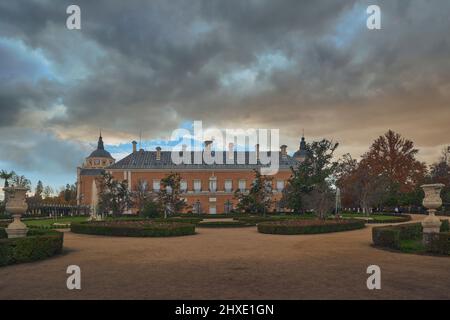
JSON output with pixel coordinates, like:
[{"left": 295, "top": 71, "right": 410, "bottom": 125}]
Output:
[
  {"left": 293, "top": 134, "right": 308, "bottom": 162},
  {"left": 84, "top": 133, "right": 115, "bottom": 168}
]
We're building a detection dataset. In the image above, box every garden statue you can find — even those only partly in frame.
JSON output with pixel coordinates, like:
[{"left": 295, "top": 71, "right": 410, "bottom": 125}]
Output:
[
  {"left": 4, "top": 186, "right": 29, "bottom": 238},
  {"left": 420, "top": 184, "right": 444, "bottom": 245}
]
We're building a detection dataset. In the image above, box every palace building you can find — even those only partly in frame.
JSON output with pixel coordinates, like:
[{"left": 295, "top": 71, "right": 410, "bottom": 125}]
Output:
[{"left": 77, "top": 134, "right": 307, "bottom": 214}]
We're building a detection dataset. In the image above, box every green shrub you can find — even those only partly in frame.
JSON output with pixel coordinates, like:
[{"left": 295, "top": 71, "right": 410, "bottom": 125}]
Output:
[
  {"left": 369, "top": 214, "right": 412, "bottom": 224},
  {"left": 140, "top": 201, "right": 163, "bottom": 219},
  {"left": 258, "top": 219, "right": 365, "bottom": 235},
  {"left": 372, "top": 228, "right": 401, "bottom": 249},
  {"left": 426, "top": 232, "right": 450, "bottom": 255},
  {"left": 0, "top": 229, "right": 64, "bottom": 267},
  {"left": 372, "top": 221, "right": 450, "bottom": 253},
  {"left": 197, "top": 221, "right": 254, "bottom": 228},
  {"left": 441, "top": 220, "right": 449, "bottom": 232},
  {"left": 71, "top": 221, "right": 195, "bottom": 237}
]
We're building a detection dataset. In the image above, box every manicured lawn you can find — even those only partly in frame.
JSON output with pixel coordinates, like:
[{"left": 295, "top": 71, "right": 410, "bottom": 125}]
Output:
[
  {"left": 341, "top": 213, "right": 407, "bottom": 222},
  {"left": 25, "top": 216, "right": 89, "bottom": 228},
  {"left": 399, "top": 239, "right": 426, "bottom": 254}
]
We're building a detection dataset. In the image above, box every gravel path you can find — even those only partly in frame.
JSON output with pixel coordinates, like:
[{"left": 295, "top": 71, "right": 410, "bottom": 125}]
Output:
[{"left": 0, "top": 214, "right": 449, "bottom": 300}]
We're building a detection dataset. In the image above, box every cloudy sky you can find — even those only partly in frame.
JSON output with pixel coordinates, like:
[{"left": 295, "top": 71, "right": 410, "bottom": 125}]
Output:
[{"left": 1, "top": 0, "right": 450, "bottom": 194}]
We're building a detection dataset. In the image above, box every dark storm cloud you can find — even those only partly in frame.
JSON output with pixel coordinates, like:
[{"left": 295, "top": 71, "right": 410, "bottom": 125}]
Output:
[{"left": 0, "top": 0, "right": 450, "bottom": 172}]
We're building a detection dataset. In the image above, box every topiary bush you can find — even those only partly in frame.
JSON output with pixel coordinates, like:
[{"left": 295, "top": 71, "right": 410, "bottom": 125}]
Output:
[
  {"left": 197, "top": 221, "right": 255, "bottom": 228},
  {"left": 0, "top": 229, "right": 64, "bottom": 267},
  {"left": 71, "top": 220, "right": 196, "bottom": 237},
  {"left": 258, "top": 219, "right": 365, "bottom": 235}
]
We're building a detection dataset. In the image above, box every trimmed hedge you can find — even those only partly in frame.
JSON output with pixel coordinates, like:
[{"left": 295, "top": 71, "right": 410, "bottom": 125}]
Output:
[
  {"left": 427, "top": 232, "right": 450, "bottom": 255},
  {"left": 372, "top": 220, "right": 450, "bottom": 255},
  {"left": 0, "top": 229, "right": 64, "bottom": 267},
  {"left": 175, "top": 213, "right": 248, "bottom": 219},
  {"left": 154, "top": 217, "right": 203, "bottom": 224},
  {"left": 197, "top": 221, "right": 254, "bottom": 228},
  {"left": 258, "top": 219, "right": 365, "bottom": 235},
  {"left": 368, "top": 214, "right": 412, "bottom": 224},
  {"left": 71, "top": 221, "right": 196, "bottom": 237}
]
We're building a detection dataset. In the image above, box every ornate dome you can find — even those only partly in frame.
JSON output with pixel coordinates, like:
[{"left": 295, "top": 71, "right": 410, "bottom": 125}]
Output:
[
  {"left": 88, "top": 135, "right": 114, "bottom": 159},
  {"left": 293, "top": 136, "right": 308, "bottom": 161}
]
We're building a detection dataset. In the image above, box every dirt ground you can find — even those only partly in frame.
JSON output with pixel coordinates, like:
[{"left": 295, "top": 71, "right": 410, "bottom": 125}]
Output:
[{"left": 0, "top": 214, "right": 449, "bottom": 300}]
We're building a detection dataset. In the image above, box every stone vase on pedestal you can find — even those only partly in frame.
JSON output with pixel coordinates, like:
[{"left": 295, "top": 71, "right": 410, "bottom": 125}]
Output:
[
  {"left": 421, "top": 184, "right": 444, "bottom": 245},
  {"left": 4, "top": 187, "right": 29, "bottom": 238}
]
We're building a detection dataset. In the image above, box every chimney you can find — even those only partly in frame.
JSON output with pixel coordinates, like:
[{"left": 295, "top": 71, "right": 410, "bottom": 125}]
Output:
[
  {"left": 228, "top": 143, "right": 234, "bottom": 160},
  {"left": 280, "top": 145, "right": 287, "bottom": 158},
  {"left": 204, "top": 140, "right": 213, "bottom": 152},
  {"left": 132, "top": 141, "right": 137, "bottom": 153},
  {"left": 256, "top": 144, "right": 260, "bottom": 162},
  {"left": 156, "top": 146, "right": 161, "bottom": 161}
]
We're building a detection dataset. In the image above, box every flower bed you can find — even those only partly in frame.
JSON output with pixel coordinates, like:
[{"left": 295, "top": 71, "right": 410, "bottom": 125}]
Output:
[
  {"left": 258, "top": 219, "right": 366, "bottom": 235},
  {"left": 71, "top": 220, "right": 196, "bottom": 237},
  {"left": 372, "top": 220, "right": 450, "bottom": 255},
  {"left": 0, "top": 229, "right": 64, "bottom": 267},
  {"left": 197, "top": 221, "right": 255, "bottom": 228}
]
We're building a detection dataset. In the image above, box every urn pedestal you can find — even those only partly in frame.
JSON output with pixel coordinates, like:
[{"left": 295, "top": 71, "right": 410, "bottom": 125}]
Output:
[
  {"left": 4, "top": 187, "right": 29, "bottom": 239},
  {"left": 420, "top": 184, "right": 444, "bottom": 245}
]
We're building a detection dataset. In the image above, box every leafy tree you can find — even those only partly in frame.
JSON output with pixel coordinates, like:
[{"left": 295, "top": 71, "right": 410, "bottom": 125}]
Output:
[
  {"left": 157, "top": 173, "right": 186, "bottom": 218},
  {"left": 234, "top": 169, "right": 273, "bottom": 215},
  {"left": 132, "top": 179, "right": 154, "bottom": 213},
  {"left": 0, "top": 170, "right": 15, "bottom": 188},
  {"left": 284, "top": 139, "right": 339, "bottom": 219},
  {"left": 11, "top": 174, "right": 31, "bottom": 190},
  {"left": 430, "top": 146, "right": 450, "bottom": 209},
  {"left": 35, "top": 180, "right": 44, "bottom": 199},
  {"left": 337, "top": 155, "right": 389, "bottom": 215},
  {"left": 363, "top": 130, "right": 426, "bottom": 200},
  {"left": 97, "top": 173, "right": 133, "bottom": 217},
  {"left": 43, "top": 186, "right": 54, "bottom": 198}
]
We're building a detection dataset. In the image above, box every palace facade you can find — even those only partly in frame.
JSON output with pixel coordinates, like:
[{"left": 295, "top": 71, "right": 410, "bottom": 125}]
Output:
[{"left": 77, "top": 134, "right": 308, "bottom": 214}]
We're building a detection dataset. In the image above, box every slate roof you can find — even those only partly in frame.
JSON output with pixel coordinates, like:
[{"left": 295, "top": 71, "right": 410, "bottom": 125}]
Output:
[
  {"left": 107, "top": 150, "right": 298, "bottom": 170},
  {"left": 80, "top": 168, "right": 105, "bottom": 176}
]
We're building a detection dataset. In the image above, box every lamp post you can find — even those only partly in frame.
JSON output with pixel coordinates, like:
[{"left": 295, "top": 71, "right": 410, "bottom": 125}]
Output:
[
  {"left": 421, "top": 184, "right": 444, "bottom": 245},
  {"left": 4, "top": 186, "right": 29, "bottom": 238}
]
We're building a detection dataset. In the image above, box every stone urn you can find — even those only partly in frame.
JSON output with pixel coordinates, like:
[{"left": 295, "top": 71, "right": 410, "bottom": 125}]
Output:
[
  {"left": 421, "top": 184, "right": 444, "bottom": 245},
  {"left": 4, "top": 187, "right": 29, "bottom": 238}
]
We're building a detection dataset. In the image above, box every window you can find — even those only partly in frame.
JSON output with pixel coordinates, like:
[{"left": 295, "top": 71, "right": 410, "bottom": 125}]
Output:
[
  {"left": 276, "top": 180, "right": 285, "bottom": 192},
  {"left": 94, "top": 159, "right": 100, "bottom": 165},
  {"left": 180, "top": 180, "right": 187, "bottom": 192},
  {"left": 153, "top": 179, "right": 160, "bottom": 192},
  {"left": 224, "top": 179, "right": 233, "bottom": 192},
  {"left": 209, "top": 177, "right": 217, "bottom": 192},
  {"left": 194, "top": 179, "right": 201, "bottom": 193},
  {"left": 193, "top": 200, "right": 202, "bottom": 214},
  {"left": 224, "top": 200, "right": 233, "bottom": 213},
  {"left": 238, "top": 179, "right": 246, "bottom": 192},
  {"left": 166, "top": 186, "right": 172, "bottom": 194}
]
